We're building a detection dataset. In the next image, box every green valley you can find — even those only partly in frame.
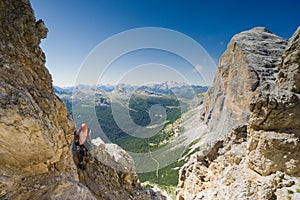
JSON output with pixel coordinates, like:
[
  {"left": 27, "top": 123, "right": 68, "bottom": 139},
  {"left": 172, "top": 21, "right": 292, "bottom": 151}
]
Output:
[{"left": 55, "top": 84, "right": 207, "bottom": 199}]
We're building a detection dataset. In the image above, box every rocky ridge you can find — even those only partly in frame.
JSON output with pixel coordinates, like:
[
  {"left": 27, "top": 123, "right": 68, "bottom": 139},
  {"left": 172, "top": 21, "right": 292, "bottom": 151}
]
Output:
[
  {"left": 0, "top": 1, "right": 166, "bottom": 199},
  {"left": 177, "top": 28, "right": 300, "bottom": 200}
]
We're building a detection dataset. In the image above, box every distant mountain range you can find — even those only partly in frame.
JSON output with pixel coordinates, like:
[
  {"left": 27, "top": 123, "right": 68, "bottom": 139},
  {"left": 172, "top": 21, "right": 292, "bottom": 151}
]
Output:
[{"left": 54, "top": 81, "right": 208, "bottom": 99}]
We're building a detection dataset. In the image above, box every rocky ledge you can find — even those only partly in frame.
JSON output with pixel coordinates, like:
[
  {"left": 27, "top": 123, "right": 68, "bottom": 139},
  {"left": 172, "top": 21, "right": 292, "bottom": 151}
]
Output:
[{"left": 5, "top": 141, "right": 166, "bottom": 200}]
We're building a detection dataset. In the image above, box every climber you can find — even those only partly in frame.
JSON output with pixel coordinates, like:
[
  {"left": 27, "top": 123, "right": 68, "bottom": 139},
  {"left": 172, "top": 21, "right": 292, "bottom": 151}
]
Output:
[{"left": 72, "top": 123, "right": 93, "bottom": 170}]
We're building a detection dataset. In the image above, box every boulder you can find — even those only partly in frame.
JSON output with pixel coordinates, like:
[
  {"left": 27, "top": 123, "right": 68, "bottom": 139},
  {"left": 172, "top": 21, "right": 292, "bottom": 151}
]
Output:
[
  {"left": 78, "top": 143, "right": 140, "bottom": 199},
  {"left": 78, "top": 142, "right": 167, "bottom": 200}
]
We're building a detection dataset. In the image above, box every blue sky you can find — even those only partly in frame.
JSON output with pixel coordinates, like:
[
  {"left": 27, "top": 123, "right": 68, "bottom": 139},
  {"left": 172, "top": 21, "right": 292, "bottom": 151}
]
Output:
[{"left": 31, "top": 0, "right": 300, "bottom": 87}]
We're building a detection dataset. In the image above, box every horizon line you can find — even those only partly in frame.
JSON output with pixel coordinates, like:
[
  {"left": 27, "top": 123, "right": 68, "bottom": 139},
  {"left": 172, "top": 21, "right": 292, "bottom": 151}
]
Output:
[{"left": 53, "top": 81, "right": 211, "bottom": 88}]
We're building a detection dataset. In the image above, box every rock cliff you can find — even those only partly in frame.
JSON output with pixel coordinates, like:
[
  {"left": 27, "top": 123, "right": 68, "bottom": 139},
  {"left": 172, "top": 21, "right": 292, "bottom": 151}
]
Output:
[
  {"left": 0, "top": 1, "right": 166, "bottom": 199},
  {"left": 177, "top": 27, "right": 300, "bottom": 200},
  {"left": 201, "top": 27, "right": 287, "bottom": 140},
  {"left": 247, "top": 26, "right": 300, "bottom": 177},
  {"left": 0, "top": 0, "right": 77, "bottom": 195}
]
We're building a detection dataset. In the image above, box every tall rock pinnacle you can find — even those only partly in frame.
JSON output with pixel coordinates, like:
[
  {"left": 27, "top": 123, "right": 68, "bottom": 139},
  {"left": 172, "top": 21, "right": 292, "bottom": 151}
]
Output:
[{"left": 201, "top": 27, "right": 287, "bottom": 140}]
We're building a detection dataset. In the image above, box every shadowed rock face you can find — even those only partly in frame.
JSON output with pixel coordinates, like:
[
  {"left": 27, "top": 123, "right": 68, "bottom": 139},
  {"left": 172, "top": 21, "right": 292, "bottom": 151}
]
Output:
[
  {"left": 247, "top": 27, "right": 300, "bottom": 177},
  {"left": 201, "top": 27, "right": 287, "bottom": 140},
  {"left": 177, "top": 27, "right": 300, "bottom": 200},
  {"left": 249, "top": 27, "right": 300, "bottom": 135},
  {"left": 278, "top": 27, "right": 300, "bottom": 94}
]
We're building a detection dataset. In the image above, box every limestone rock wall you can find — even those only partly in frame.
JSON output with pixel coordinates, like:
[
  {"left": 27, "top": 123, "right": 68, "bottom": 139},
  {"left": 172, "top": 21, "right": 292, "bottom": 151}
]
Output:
[
  {"left": 177, "top": 27, "right": 300, "bottom": 200},
  {"left": 201, "top": 27, "right": 287, "bottom": 139},
  {"left": 0, "top": 0, "right": 76, "bottom": 195},
  {"left": 0, "top": 1, "right": 166, "bottom": 199},
  {"left": 247, "top": 27, "right": 300, "bottom": 177}
]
